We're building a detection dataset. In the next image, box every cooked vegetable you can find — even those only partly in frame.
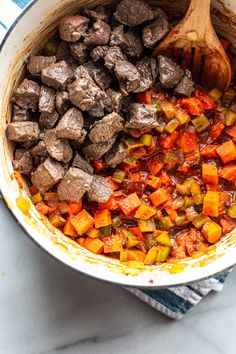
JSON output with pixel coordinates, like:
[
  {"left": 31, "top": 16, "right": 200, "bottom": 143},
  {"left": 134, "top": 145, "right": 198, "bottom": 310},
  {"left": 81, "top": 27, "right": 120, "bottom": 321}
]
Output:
[
  {"left": 103, "top": 234, "right": 123, "bottom": 253},
  {"left": 83, "top": 237, "right": 104, "bottom": 254},
  {"left": 225, "top": 110, "right": 236, "bottom": 126},
  {"left": 156, "top": 231, "right": 172, "bottom": 246},
  {"left": 94, "top": 209, "right": 112, "bottom": 229},
  {"left": 202, "top": 221, "right": 222, "bottom": 243},
  {"left": 86, "top": 227, "right": 101, "bottom": 238},
  {"left": 71, "top": 209, "right": 94, "bottom": 235},
  {"left": 149, "top": 188, "right": 170, "bottom": 206},
  {"left": 192, "top": 114, "right": 210, "bottom": 132},
  {"left": 138, "top": 218, "right": 156, "bottom": 232},
  {"left": 227, "top": 206, "right": 236, "bottom": 219},
  {"left": 208, "top": 88, "right": 222, "bottom": 101},
  {"left": 156, "top": 246, "right": 170, "bottom": 262},
  {"left": 16, "top": 196, "right": 30, "bottom": 214},
  {"left": 122, "top": 230, "right": 139, "bottom": 248},
  {"left": 118, "top": 193, "right": 141, "bottom": 216},
  {"left": 202, "top": 163, "right": 218, "bottom": 185},
  {"left": 113, "top": 169, "right": 126, "bottom": 183},
  {"left": 146, "top": 175, "right": 161, "bottom": 190},
  {"left": 181, "top": 97, "right": 205, "bottom": 115},
  {"left": 146, "top": 159, "right": 164, "bottom": 176},
  {"left": 64, "top": 219, "right": 76, "bottom": 237},
  {"left": 43, "top": 40, "right": 58, "bottom": 56},
  {"left": 219, "top": 164, "right": 236, "bottom": 181},
  {"left": 216, "top": 140, "right": 236, "bottom": 164},
  {"left": 134, "top": 204, "right": 157, "bottom": 220},
  {"left": 144, "top": 247, "right": 158, "bottom": 265},
  {"left": 203, "top": 191, "right": 220, "bottom": 217},
  {"left": 140, "top": 134, "right": 152, "bottom": 146}
]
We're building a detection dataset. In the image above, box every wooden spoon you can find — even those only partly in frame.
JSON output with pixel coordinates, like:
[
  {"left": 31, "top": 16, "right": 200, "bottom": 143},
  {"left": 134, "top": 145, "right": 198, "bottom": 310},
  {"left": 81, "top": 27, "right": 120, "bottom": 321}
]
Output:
[{"left": 153, "top": 0, "right": 232, "bottom": 92}]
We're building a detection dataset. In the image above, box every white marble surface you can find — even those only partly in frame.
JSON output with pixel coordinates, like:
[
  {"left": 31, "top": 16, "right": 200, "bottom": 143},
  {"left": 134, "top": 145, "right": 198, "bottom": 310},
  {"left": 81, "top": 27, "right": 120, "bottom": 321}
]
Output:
[{"left": 0, "top": 198, "right": 236, "bottom": 354}]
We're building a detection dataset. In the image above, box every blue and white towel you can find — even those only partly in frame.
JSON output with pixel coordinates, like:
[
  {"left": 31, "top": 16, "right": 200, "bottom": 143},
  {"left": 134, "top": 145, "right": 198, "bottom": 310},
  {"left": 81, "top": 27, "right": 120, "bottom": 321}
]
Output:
[{"left": 0, "top": 0, "right": 230, "bottom": 320}]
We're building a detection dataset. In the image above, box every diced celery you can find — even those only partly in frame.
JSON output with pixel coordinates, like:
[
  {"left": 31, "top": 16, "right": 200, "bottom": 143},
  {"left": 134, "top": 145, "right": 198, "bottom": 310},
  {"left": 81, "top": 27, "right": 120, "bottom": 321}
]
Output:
[
  {"left": 144, "top": 247, "right": 158, "bottom": 265},
  {"left": 192, "top": 214, "right": 210, "bottom": 229},
  {"left": 112, "top": 216, "right": 122, "bottom": 229},
  {"left": 192, "top": 114, "right": 210, "bottom": 132},
  {"left": 227, "top": 205, "right": 236, "bottom": 218},
  {"left": 185, "top": 207, "right": 198, "bottom": 221},
  {"left": 31, "top": 192, "right": 42, "bottom": 204},
  {"left": 120, "top": 250, "right": 128, "bottom": 262},
  {"left": 154, "top": 209, "right": 163, "bottom": 221},
  {"left": 156, "top": 231, "right": 172, "bottom": 247},
  {"left": 190, "top": 181, "right": 201, "bottom": 197},
  {"left": 175, "top": 215, "right": 189, "bottom": 226},
  {"left": 140, "top": 134, "right": 152, "bottom": 146},
  {"left": 122, "top": 230, "right": 139, "bottom": 249},
  {"left": 161, "top": 101, "right": 176, "bottom": 119},
  {"left": 113, "top": 169, "right": 125, "bottom": 183},
  {"left": 175, "top": 109, "right": 190, "bottom": 125},
  {"left": 158, "top": 216, "right": 174, "bottom": 230},
  {"left": 152, "top": 99, "right": 162, "bottom": 112},
  {"left": 156, "top": 246, "right": 170, "bottom": 262},
  {"left": 138, "top": 218, "right": 156, "bottom": 232},
  {"left": 124, "top": 138, "right": 136, "bottom": 147},
  {"left": 50, "top": 215, "right": 66, "bottom": 228},
  {"left": 222, "top": 88, "right": 236, "bottom": 106},
  {"left": 101, "top": 225, "right": 112, "bottom": 236},
  {"left": 86, "top": 227, "right": 101, "bottom": 238},
  {"left": 123, "top": 156, "right": 137, "bottom": 166},
  {"left": 165, "top": 118, "right": 179, "bottom": 133},
  {"left": 43, "top": 40, "right": 58, "bottom": 56},
  {"left": 184, "top": 196, "right": 194, "bottom": 208},
  {"left": 145, "top": 233, "right": 158, "bottom": 249},
  {"left": 225, "top": 110, "right": 236, "bottom": 126},
  {"left": 156, "top": 126, "right": 165, "bottom": 133},
  {"left": 208, "top": 88, "right": 222, "bottom": 101},
  {"left": 176, "top": 180, "right": 193, "bottom": 195},
  {"left": 193, "top": 193, "right": 204, "bottom": 205}
]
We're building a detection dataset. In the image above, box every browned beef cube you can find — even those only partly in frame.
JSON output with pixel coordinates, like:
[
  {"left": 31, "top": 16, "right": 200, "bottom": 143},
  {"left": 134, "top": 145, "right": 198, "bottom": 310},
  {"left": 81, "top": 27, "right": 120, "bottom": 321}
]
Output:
[
  {"left": 69, "top": 42, "right": 88, "bottom": 63},
  {"left": 87, "top": 101, "right": 105, "bottom": 118},
  {"left": 142, "top": 18, "right": 170, "bottom": 48},
  {"left": 7, "top": 122, "right": 40, "bottom": 142},
  {"left": 84, "top": 7, "right": 108, "bottom": 22},
  {"left": 83, "top": 61, "right": 112, "bottom": 90},
  {"left": 122, "top": 30, "right": 143, "bottom": 58},
  {"left": 31, "top": 141, "right": 48, "bottom": 157},
  {"left": 56, "top": 41, "right": 70, "bottom": 61},
  {"left": 114, "top": 60, "right": 141, "bottom": 94},
  {"left": 57, "top": 168, "right": 93, "bottom": 202},
  {"left": 44, "top": 129, "right": 73, "bottom": 163},
  {"left": 31, "top": 157, "right": 65, "bottom": 193},
  {"left": 105, "top": 142, "right": 128, "bottom": 167},
  {"left": 39, "top": 110, "right": 59, "bottom": 129},
  {"left": 12, "top": 105, "right": 31, "bottom": 122},
  {"left": 72, "top": 153, "right": 94, "bottom": 174},
  {"left": 110, "top": 25, "right": 128, "bottom": 47},
  {"left": 83, "top": 136, "right": 116, "bottom": 159},
  {"left": 89, "top": 112, "right": 124, "bottom": 143},
  {"left": 103, "top": 88, "right": 123, "bottom": 113},
  {"left": 87, "top": 176, "right": 112, "bottom": 202},
  {"left": 55, "top": 108, "right": 84, "bottom": 140},
  {"left": 14, "top": 79, "right": 40, "bottom": 111},
  {"left": 13, "top": 149, "right": 33, "bottom": 174},
  {"left": 90, "top": 45, "right": 109, "bottom": 62},
  {"left": 68, "top": 66, "right": 106, "bottom": 111},
  {"left": 59, "top": 15, "right": 90, "bottom": 42},
  {"left": 174, "top": 70, "right": 195, "bottom": 97},
  {"left": 134, "top": 57, "right": 158, "bottom": 93},
  {"left": 84, "top": 20, "right": 111, "bottom": 47},
  {"left": 27, "top": 55, "right": 56, "bottom": 76},
  {"left": 104, "top": 46, "right": 127, "bottom": 71},
  {"left": 114, "top": 0, "right": 154, "bottom": 27},
  {"left": 158, "top": 55, "right": 184, "bottom": 89},
  {"left": 41, "top": 61, "right": 74, "bottom": 90},
  {"left": 38, "top": 86, "right": 56, "bottom": 113},
  {"left": 55, "top": 91, "right": 70, "bottom": 116},
  {"left": 125, "top": 103, "right": 158, "bottom": 129}
]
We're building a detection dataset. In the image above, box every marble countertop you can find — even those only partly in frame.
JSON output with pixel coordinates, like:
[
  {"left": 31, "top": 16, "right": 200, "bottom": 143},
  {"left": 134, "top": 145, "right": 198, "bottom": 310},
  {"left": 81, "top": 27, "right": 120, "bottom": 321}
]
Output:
[{"left": 0, "top": 199, "right": 236, "bottom": 354}]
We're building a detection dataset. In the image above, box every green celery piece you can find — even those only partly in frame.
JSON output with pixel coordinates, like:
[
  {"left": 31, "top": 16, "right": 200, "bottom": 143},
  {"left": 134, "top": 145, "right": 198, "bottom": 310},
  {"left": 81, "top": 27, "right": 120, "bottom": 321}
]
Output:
[
  {"left": 192, "top": 114, "right": 210, "bottom": 132},
  {"left": 192, "top": 215, "right": 210, "bottom": 229},
  {"left": 145, "top": 233, "right": 158, "bottom": 249},
  {"left": 184, "top": 196, "right": 194, "bottom": 208},
  {"left": 102, "top": 225, "right": 112, "bottom": 236},
  {"left": 156, "top": 231, "right": 172, "bottom": 246},
  {"left": 138, "top": 218, "right": 156, "bottom": 232},
  {"left": 144, "top": 247, "right": 158, "bottom": 265},
  {"left": 227, "top": 205, "right": 236, "bottom": 218},
  {"left": 165, "top": 119, "right": 179, "bottom": 133},
  {"left": 43, "top": 40, "right": 58, "bottom": 56},
  {"left": 158, "top": 216, "right": 174, "bottom": 230},
  {"left": 175, "top": 214, "right": 189, "bottom": 226},
  {"left": 156, "top": 246, "right": 170, "bottom": 262},
  {"left": 226, "top": 110, "right": 236, "bottom": 126},
  {"left": 112, "top": 216, "right": 122, "bottom": 229}
]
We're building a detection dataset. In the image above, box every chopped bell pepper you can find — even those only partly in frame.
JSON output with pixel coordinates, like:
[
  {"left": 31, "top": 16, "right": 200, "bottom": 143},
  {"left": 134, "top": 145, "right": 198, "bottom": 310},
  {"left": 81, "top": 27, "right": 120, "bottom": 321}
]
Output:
[
  {"left": 31, "top": 192, "right": 42, "bottom": 204},
  {"left": 16, "top": 195, "right": 30, "bottom": 214}
]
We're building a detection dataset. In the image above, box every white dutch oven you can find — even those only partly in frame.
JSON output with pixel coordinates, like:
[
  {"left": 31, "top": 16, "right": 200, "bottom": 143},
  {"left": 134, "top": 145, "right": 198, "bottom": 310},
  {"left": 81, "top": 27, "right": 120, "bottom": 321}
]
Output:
[{"left": 0, "top": 0, "right": 236, "bottom": 288}]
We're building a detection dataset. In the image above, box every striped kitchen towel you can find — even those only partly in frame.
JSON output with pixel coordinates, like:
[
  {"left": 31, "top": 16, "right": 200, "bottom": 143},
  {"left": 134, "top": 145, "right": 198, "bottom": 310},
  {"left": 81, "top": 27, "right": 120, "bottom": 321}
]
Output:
[{"left": 0, "top": 0, "right": 231, "bottom": 320}]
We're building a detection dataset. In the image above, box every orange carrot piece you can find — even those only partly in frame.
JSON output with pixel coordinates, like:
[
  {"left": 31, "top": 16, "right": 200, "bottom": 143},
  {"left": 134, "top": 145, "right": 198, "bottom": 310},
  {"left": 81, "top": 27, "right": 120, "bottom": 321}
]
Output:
[
  {"left": 180, "top": 97, "right": 205, "bottom": 115},
  {"left": 220, "top": 217, "right": 235, "bottom": 233},
  {"left": 64, "top": 219, "right": 76, "bottom": 237},
  {"left": 68, "top": 201, "right": 82, "bottom": 215},
  {"left": 103, "top": 234, "right": 124, "bottom": 253},
  {"left": 92, "top": 159, "right": 107, "bottom": 173},
  {"left": 105, "top": 176, "right": 119, "bottom": 191},
  {"left": 57, "top": 202, "right": 70, "bottom": 214},
  {"left": 118, "top": 193, "right": 141, "bottom": 216},
  {"left": 194, "top": 89, "right": 217, "bottom": 110},
  {"left": 219, "top": 164, "right": 236, "bottom": 182},
  {"left": 76, "top": 238, "right": 85, "bottom": 246},
  {"left": 160, "top": 171, "right": 172, "bottom": 186},
  {"left": 178, "top": 130, "right": 199, "bottom": 153},
  {"left": 35, "top": 201, "right": 49, "bottom": 215},
  {"left": 210, "top": 122, "right": 225, "bottom": 141},
  {"left": 200, "top": 145, "right": 218, "bottom": 158},
  {"left": 83, "top": 237, "right": 104, "bottom": 254},
  {"left": 216, "top": 140, "right": 236, "bottom": 164},
  {"left": 164, "top": 206, "right": 178, "bottom": 221},
  {"left": 129, "top": 227, "right": 145, "bottom": 242},
  {"left": 226, "top": 126, "right": 236, "bottom": 139},
  {"left": 134, "top": 204, "right": 157, "bottom": 220},
  {"left": 127, "top": 250, "right": 146, "bottom": 261},
  {"left": 98, "top": 196, "right": 120, "bottom": 210},
  {"left": 146, "top": 159, "right": 164, "bottom": 176},
  {"left": 14, "top": 171, "right": 24, "bottom": 189},
  {"left": 202, "top": 221, "right": 222, "bottom": 243},
  {"left": 203, "top": 191, "right": 220, "bottom": 217},
  {"left": 159, "top": 131, "right": 179, "bottom": 149},
  {"left": 202, "top": 163, "right": 218, "bottom": 184},
  {"left": 94, "top": 209, "right": 112, "bottom": 228},
  {"left": 71, "top": 209, "right": 94, "bottom": 235},
  {"left": 149, "top": 188, "right": 170, "bottom": 207},
  {"left": 146, "top": 175, "right": 161, "bottom": 189}
]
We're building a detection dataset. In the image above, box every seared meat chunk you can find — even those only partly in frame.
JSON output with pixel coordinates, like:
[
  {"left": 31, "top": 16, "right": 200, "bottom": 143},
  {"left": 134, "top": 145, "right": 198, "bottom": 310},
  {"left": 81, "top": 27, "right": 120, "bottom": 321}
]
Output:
[
  {"left": 105, "top": 142, "right": 128, "bottom": 167},
  {"left": 72, "top": 153, "right": 94, "bottom": 174},
  {"left": 56, "top": 91, "right": 70, "bottom": 116},
  {"left": 31, "top": 157, "right": 65, "bottom": 193},
  {"left": 84, "top": 7, "right": 108, "bottom": 22},
  {"left": 125, "top": 103, "right": 158, "bottom": 129},
  {"left": 114, "top": 0, "right": 154, "bottom": 27},
  {"left": 174, "top": 70, "right": 195, "bottom": 97},
  {"left": 87, "top": 101, "right": 105, "bottom": 118},
  {"left": 27, "top": 55, "right": 56, "bottom": 76},
  {"left": 83, "top": 61, "right": 112, "bottom": 90},
  {"left": 12, "top": 105, "right": 30, "bottom": 122},
  {"left": 142, "top": 17, "right": 170, "bottom": 48},
  {"left": 56, "top": 108, "right": 84, "bottom": 140},
  {"left": 59, "top": 15, "right": 90, "bottom": 42},
  {"left": 134, "top": 57, "right": 158, "bottom": 92},
  {"left": 104, "top": 46, "right": 127, "bottom": 71},
  {"left": 39, "top": 86, "right": 56, "bottom": 113},
  {"left": 13, "top": 148, "right": 33, "bottom": 174},
  {"left": 41, "top": 61, "right": 73, "bottom": 90},
  {"left": 57, "top": 167, "right": 93, "bottom": 202},
  {"left": 7, "top": 122, "right": 40, "bottom": 142},
  {"left": 69, "top": 42, "right": 88, "bottom": 63},
  {"left": 56, "top": 41, "right": 70, "bottom": 61},
  {"left": 158, "top": 55, "right": 184, "bottom": 88},
  {"left": 84, "top": 20, "right": 111, "bottom": 47},
  {"left": 83, "top": 136, "right": 116, "bottom": 159},
  {"left": 110, "top": 25, "right": 128, "bottom": 47},
  {"left": 14, "top": 79, "right": 40, "bottom": 111},
  {"left": 31, "top": 141, "right": 48, "bottom": 157},
  {"left": 87, "top": 176, "right": 112, "bottom": 202},
  {"left": 44, "top": 129, "right": 73, "bottom": 163},
  {"left": 114, "top": 60, "right": 141, "bottom": 94},
  {"left": 90, "top": 45, "right": 109, "bottom": 62},
  {"left": 103, "top": 88, "right": 123, "bottom": 113},
  {"left": 122, "top": 30, "right": 143, "bottom": 58},
  {"left": 89, "top": 112, "right": 124, "bottom": 143},
  {"left": 39, "top": 110, "right": 59, "bottom": 129},
  {"left": 68, "top": 66, "right": 106, "bottom": 111}
]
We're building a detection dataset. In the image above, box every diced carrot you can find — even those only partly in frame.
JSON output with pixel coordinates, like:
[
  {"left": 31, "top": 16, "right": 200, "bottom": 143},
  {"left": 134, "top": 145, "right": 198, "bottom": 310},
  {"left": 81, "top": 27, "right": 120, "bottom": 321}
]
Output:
[
  {"left": 220, "top": 38, "right": 230, "bottom": 51},
  {"left": 216, "top": 140, "right": 236, "bottom": 164},
  {"left": 29, "top": 185, "right": 39, "bottom": 195},
  {"left": 180, "top": 97, "right": 205, "bottom": 115},
  {"left": 205, "top": 184, "right": 219, "bottom": 191},
  {"left": 160, "top": 171, "right": 172, "bottom": 186},
  {"left": 202, "top": 163, "right": 218, "bottom": 184},
  {"left": 48, "top": 206, "right": 57, "bottom": 215},
  {"left": 94, "top": 209, "right": 112, "bottom": 228},
  {"left": 202, "top": 221, "right": 222, "bottom": 243},
  {"left": 86, "top": 227, "right": 101, "bottom": 238},
  {"left": 14, "top": 171, "right": 24, "bottom": 189},
  {"left": 83, "top": 237, "right": 104, "bottom": 254},
  {"left": 159, "top": 131, "right": 179, "bottom": 149},
  {"left": 200, "top": 145, "right": 218, "bottom": 158},
  {"left": 164, "top": 206, "right": 178, "bottom": 221},
  {"left": 35, "top": 201, "right": 49, "bottom": 215},
  {"left": 76, "top": 238, "right": 85, "bottom": 246},
  {"left": 128, "top": 128, "right": 151, "bottom": 138},
  {"left": 219, "top": 164, "right": 236, "bottom": 182},
  {"left": 119, "top": 161, "right": 141, "bottom": 172},
  {"left": 210, "top": 122, "right": 225, "bottom": 141},
  {"left": 146, "top": 175, "right": 161, "bottom": 189},
  {"left": 71, "top": 209, "right": 94, "bottom": 235},
  {"left": 64, "top": 219, "right": 76, "bottom": 237},
  {"left": 103, "top": 234, "right": 124, "bottom": 253},
  {"left": 105, "top": 176, "right": 119, "bottom": 191},
  {"left": 220, "top": 216, "right": 235, "bottom": 233},
  {"left": 219, "top": 191, "right": 228, "bottom": 214},
  {"left": 203, "top": 191, "right": 220, "bottom": 217},
  {"left": 68, "top": 201, "right": 82, "bottom": 215},
  {"left": 130, "top": 146, "right": 147, "bottom": 159},
  {"left": 137, "top": 91, "right": 152, "bottom": 104},
  {"left": 146, "top": 158, "right": 164, "bottom": 176},
  {"left": 134, "top": 204, "right": 157, "bottom": 220},
  {"left": 92, "top": 159, "right": 107, "bottom": 173},
  {"left": 226, "top": 126, "right": 236, "bottom": 139},
  {"left": 128, "top": 227, "right": 145, "bottom": 242},
  {"left": 43, "top": 192, "right": 59, "bottom": 207},
  {"left": 178, "top": 130, "right": 199, "bottom": 153},
  {"left": 118, "top": 193, "right": 141, "bottom": 216},
  {"left": 194, "top": 90, "right": 217, "bottom": 110},
  {"left": 98, "top": 195, "right": 120, "bottom": 210},
  {"left": 58, "top": 202, "right": 70, "bottom": 214},
  {"left": 149, "top": 188, "right": 170, "bottom": 207},
  {"left": 127, "top": 250, "right": 146, "bottom": 261}
]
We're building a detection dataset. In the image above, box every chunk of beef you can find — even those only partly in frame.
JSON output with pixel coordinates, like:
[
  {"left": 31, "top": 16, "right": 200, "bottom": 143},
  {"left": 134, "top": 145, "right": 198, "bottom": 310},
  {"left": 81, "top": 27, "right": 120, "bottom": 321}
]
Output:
[
  {"left": 68, "top": 66, "right": 106, "bottom": 111},
  {"left": 87, "top": 101, "right": 105, "bottom": 118},
  {"left": 7, "top": 122, "right": 40, "bottom": 142},
  {"left": 105, "top": 142, "right": 128, "bottom": 167},
  {"left": 59, "top": 15, "right": 90, "bottom": 42},
  {"left": 84, "top": 20, "right": 111, "bottom": 47},
  {"left": 13, "top": 148, "right": 33, "bottom": 174},
  {"left": 103, "top": 88, "right": 123, "bottom": 113},
  {"left": 104, "top": 46, "right": 127, "bottom": 71},
  {"left": 39, "top": 110, "right": 59, "bottom": 129},
  {"left": 134, "top": 57, "right": 158, "bottom": 93},
  {"left": 83, "top": 61, "right": 112, "bottom": 90},
  {"left": 174, "top": 70, "right": 195, "bottom": 97},
  {"left": 84, "top": 8, "right": 108, "bottom": 22},
  {"left": 14, "top": 79, "right": 40, "bottom": 111},
  {"left": 72, "top": 153, "right": 94, "bottom": 174},
  {"left": 110, "top": 25, "right": 128, "bottom": 47},
  {"left": 31, "top": 141, "right": 48, "bottom": 157},
  {"left": 57, "top": 168, "right": 93, "bottom": 202},
  {"left": 142, "top": 17, "right": 170, "bottom": 48},
  {"left": 56, "top": 108, "right": 84, "bottom": 140},
  {"left": 27, "top": 55, "right": 56, "bottom": 76},
  {"left": 90, "top": 45, "right": 109, "bottom": 62},
  {"left": 69, "top": 42, "right": 88, "bottom": 63},
  {"left": 41, "top": 61, "right": 74, "bottom": 90},
  {"left": 158, "top": 55, "right": 184, "bottom": 89},
  {"left": 114, "top": 60, "right": 141, "bottom": 94},
  {"left": 83, "top": 136, "right": 116, "bottom": 159},
  {"left": 122, "top": 30, "right": 143, "bottom": 58},
  {"left": 31, "top": 157, "right": 65, "bottom": 193},
  {"left": 56, "top": 91, "right": 70, "bottom": 116},
  {"left": 114, "top": 0, "right": 154, "bottom": 27},
  {"left": 87, "top": 176, "right": 112, "bottom": 202},
  {"left": 12, "top": 105, "right": 30, "bottom": 122},
  {"left": 125, "top": 103, "right": 158, "bottom": 129},
  {"left": 56, "top": 41, "right": 70, "bottom": 61},
  {"left": 89, "top": 112, "right": 124, "bottom": 143},
  {"left": 38, "top": 86, "right": 56, "bottom": 114},
  {"left": 44, "top": 129, "right": 73, "bottom": 163}
]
